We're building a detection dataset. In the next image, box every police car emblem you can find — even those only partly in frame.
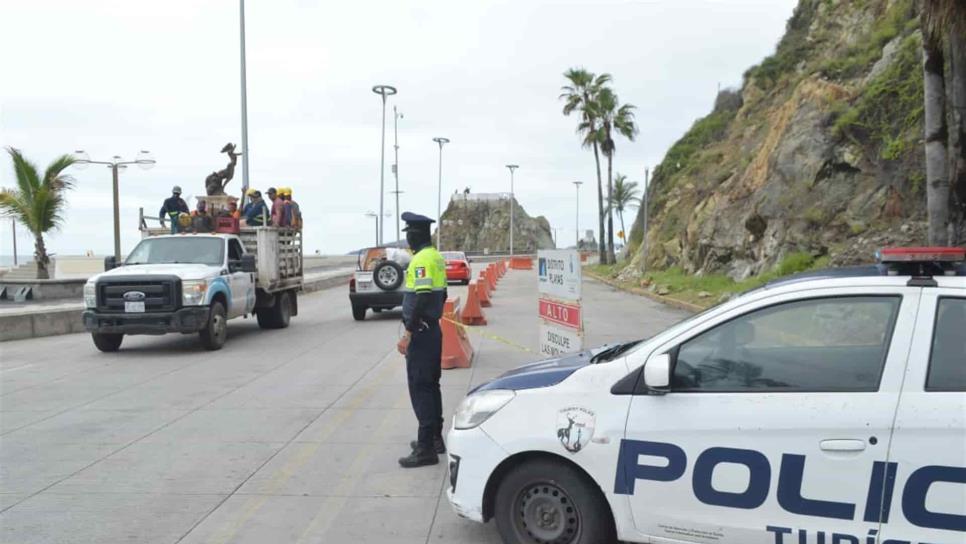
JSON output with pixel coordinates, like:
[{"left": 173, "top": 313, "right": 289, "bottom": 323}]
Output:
[{"left": 556, "top": 407, "right": 595, "bottom": 453}]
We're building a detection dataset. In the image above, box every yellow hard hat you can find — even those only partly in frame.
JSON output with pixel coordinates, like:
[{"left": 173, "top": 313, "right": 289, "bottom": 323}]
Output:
[
  {"left": 279, "top": 186, "right": 292, "bottom": 196},
  {"left": 246, "top": 187, "right": 258, "bottom": 195}
]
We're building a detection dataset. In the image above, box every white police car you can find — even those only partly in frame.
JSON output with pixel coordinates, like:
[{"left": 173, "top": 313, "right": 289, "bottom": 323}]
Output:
[{"left": 446, "top": 247, "right": 966, "bottom": 544}]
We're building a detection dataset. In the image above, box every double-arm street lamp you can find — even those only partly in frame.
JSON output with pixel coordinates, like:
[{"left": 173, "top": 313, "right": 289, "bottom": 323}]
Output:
[
  {"left": 73, "top": 150, "right": 156, "bottom": 262},
  {"left": 372, "top": 84, "right": 397, "bottom": 246},
  {"left": 432, "top": 137, "right": 450, "bottom": 250},
  {"left": 505, "top": 164, "right": 518, "bottom": 256}
]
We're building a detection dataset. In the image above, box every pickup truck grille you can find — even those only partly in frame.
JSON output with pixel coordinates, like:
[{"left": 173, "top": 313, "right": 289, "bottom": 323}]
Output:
[{"left": 96, "top": 275, "right": 181, "bottom": 313}]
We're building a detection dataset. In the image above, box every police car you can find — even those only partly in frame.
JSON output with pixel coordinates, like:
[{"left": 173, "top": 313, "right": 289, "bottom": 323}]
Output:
[{"left": 445, "top": 247, "right": 965, "bottom": 544}]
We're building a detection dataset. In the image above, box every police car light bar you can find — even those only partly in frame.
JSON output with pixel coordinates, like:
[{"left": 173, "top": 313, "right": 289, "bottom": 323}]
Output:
[{"left": 878, "top": 246, "right": 966, "bottom": 263}]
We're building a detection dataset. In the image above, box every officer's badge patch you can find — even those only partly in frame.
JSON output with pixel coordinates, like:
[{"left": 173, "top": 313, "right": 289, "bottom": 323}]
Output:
[{"left": 415, "top": 267, "right": 426, "bottom": 278}]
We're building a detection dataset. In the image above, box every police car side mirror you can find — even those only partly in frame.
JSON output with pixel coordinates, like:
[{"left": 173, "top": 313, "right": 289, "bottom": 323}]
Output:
[{"left": 643, "top": 353, "right": 671, "bottom": 393}]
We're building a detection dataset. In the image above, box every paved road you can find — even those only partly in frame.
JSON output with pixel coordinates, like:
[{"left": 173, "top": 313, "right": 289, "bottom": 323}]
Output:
[{"left": 0, "top": 265, "right": 689, "bottom": 544}]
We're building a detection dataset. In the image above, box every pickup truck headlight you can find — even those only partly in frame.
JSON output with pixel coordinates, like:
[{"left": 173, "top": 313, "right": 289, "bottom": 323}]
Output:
[
  {"left": 84, "top": 282, "right": 97, "bottom": 308},
  {"left": 453, "top": 389, "right": 515, "bottom": 430},
  {"left": 182, "top": 280, "right": 208, "bottom": 306}
]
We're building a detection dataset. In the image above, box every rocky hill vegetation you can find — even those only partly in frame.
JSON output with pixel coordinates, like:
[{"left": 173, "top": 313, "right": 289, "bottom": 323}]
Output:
[
  {"left": 437, "top": 194, "right": 554, "bottom": 253},
  {"left": 620, "top": 0, "right": 964, "bottom": 292}
]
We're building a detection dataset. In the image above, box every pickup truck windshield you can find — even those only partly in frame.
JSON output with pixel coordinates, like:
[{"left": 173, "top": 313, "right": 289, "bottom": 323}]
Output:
[{"left": 125, "top": 237, "right": 225, "bottom": 266}]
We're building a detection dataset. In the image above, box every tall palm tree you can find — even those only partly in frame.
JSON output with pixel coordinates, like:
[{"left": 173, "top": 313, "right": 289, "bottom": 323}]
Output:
[
  {"left": 609, "top": 173, "right": 640, "bottom": 247},
  {"left": 921, "top": 1, "right": 966, "bottom": 244},
  {"left": 0, "top": 148, "right": 75, "bottom": 279},
  {"left": 561, "top": 68, "right": 610, "bottom": 262},
  {"left": 593, "top": 87, "right": 637, "bottom": 263}
]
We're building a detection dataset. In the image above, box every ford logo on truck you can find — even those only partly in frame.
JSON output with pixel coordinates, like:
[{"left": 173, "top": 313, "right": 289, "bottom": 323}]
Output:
[{"left": 123, "top": 291, "right": 146, "bottom": 302}]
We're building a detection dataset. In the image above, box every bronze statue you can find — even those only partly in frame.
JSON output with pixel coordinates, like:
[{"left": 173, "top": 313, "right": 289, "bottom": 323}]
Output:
[{"left": 204, "top": 143, "right": 240, "bottom": 196}]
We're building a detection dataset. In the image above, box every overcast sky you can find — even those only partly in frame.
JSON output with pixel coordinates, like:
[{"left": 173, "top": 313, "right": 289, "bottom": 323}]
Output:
[{"left": 0, "top": 0, "right": 796, "bottom": 257}]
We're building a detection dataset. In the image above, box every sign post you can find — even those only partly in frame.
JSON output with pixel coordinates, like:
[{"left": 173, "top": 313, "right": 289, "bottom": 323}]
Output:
[{"left": 537, "top": 250, "right": 583, "bottom": 356}]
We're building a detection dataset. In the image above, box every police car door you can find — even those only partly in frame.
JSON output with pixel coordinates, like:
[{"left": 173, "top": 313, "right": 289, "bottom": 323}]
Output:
[
  {"left": 617, "top": 287, "right": 920, "bottom": 543},
  {"left": 883, "top": 287, "right": 965, "bottom": 543},
  {"left": 226, "top": 238, "right": 253, "bottom": 318}
]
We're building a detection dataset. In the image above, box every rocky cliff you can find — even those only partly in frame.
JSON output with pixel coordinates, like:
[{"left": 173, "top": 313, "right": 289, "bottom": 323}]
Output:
[
  {"left": 437, "top": 194, "right": 555, "bottom": 253},
  {"left": 627, "top": 0, "right": 956, "bottom": 279}
]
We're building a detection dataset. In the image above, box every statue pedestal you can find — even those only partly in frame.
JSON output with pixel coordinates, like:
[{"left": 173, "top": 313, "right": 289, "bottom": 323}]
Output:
[{"left": 195, "top": 194, "right": 237, "bottom": 216}]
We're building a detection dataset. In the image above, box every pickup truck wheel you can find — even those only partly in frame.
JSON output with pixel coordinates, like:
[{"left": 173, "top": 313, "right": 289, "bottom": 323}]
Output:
[
  {"left": 494, "top": 459, "right": 615, "bottom": 544},
  {"left": 257, "top": 291, "right": 292, "bottom": 329},
  {"left": 351, "top": 303, "right": 366, "bottom": 321},
  {"left": 92, "top": 332, "right": 124, "bottom": 352},
  {"left": 199, "top": 301, "right": 228, "bottom": 350}
]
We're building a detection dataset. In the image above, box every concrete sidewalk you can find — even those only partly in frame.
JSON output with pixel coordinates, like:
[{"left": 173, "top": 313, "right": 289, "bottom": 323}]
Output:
[{"left": 0, "top": 265, "right": 689, "bottom": 544}]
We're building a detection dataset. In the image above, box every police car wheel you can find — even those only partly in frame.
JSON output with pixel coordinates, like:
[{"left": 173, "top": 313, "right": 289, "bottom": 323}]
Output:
[
  {"left": 373, "top": 260, "right": 404, "bottom": 291},
  {"left": 495, "top": 459, "right": 614, "bottom": 544}
]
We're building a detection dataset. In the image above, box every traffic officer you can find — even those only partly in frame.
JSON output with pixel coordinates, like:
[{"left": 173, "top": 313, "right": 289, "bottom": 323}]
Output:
[
  {"left": 397, "top": 211, "right": 448, "bottom": 468},
  {"left": 159, "top": 186, "right": 189, "bottom": 234}
]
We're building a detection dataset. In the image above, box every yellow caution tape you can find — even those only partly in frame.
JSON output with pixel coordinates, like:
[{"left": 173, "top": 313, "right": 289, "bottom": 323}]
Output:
[{"left": 442, "top": 316, "right": 537, "bottom": 354}]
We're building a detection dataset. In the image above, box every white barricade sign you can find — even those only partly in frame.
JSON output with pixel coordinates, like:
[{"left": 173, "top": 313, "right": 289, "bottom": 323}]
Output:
[
  {"left": 537, "top": 250, "right": 581, "bottom": 301},
  {"left": 539, "top": 322, "right": 584, "bottom": 357},
  {"left": 537, "top": 250, "right": 583, "bottom": 355}
]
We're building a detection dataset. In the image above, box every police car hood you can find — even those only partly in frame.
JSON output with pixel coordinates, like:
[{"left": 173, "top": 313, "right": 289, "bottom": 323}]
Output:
[
  {"left": 95, "top": 263, "right": 221, "bottom": 282},
  {"left": 471, "top": 344, "right": 613, "bottom": 393}
]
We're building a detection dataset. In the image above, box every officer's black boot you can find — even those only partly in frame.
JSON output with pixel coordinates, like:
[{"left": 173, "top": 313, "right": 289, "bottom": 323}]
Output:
[
  {"left": 409, "top": 435, "right": 446, "bottom": 455},
  {"left": 398, "top": 445, "right": 438, "bottom": 468}
]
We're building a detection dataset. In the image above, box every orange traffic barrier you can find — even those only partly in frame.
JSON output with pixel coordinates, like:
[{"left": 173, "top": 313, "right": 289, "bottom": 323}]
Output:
[
  {"left": 486, "top": 265, "right": 498, "bottom": 291},
  {"left": 461, "top": 281, "right": 488, "bottom": 325},
  {"left": 479, "top": 270, "right": 493, "bottom": 297},
  {"left": 510, "top": 256, "right": 533, "bottom": 270},
  {"left": 498, "top": 260, "right": 506, "bottom": 277},
  {"left": 441, "top": 297, "right": 474, "bottom": 369},
  {"left": 477, "top": 274, "right": 492, "bottom": 307}
]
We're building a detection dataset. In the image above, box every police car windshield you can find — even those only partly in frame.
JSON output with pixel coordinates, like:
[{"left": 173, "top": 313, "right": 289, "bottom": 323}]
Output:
[{"left": 125, "top": 237, "right": 225, "bottom": 266}]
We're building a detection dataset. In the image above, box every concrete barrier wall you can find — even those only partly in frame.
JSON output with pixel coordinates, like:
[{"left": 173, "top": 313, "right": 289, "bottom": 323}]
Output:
[
  {"left": 0, "top": 271, "right": 353, "bottom": 342},
  {"left": 0, "top": 279, "right": 86, "bottom": 301}
]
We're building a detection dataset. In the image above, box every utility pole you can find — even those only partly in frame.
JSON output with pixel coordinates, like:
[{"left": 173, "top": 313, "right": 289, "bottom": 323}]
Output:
[
  {"left": 642, "top": 167, "right": 650, "bottom": 273},
  {"left": 505, "top": 164, "right": 519, "bottom": 256},
  {"left": 573, "top": 181, "right": 583, "bottom": 248}
]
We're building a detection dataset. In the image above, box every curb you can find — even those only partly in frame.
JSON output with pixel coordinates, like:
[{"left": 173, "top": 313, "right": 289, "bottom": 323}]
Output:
[
  {"left": 583, "top": 271, "right": 705, "bottom": 313},
  {"left": 0, "top": 272, "right": 355, "bottom": 343}
]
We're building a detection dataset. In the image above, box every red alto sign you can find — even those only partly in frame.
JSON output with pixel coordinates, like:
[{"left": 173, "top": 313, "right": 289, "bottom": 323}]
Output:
[{"left": 539, "top": 298, "right": 582, "bottom": 329}]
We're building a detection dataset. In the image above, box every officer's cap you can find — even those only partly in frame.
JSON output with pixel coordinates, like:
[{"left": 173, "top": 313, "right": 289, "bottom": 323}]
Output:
[{"left": 401, "top": 211, "right": 435, "bottom": 231}]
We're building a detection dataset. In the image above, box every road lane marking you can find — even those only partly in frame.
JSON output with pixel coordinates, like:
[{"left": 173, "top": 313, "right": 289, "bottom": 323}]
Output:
[
  {"left": 0, "top": 364, "right": 34, "bottom": 374},
  {"left": 206, "top": 350, "right": 400, "bottom": 544},
  {"left": 294, "top": 391, "right": 411, "bottom": 543}
]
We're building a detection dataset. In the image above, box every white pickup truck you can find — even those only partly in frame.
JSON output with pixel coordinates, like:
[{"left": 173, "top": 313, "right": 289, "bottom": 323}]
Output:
[{"left": 83, "top": 228, "right": 303, "bottom": 352}]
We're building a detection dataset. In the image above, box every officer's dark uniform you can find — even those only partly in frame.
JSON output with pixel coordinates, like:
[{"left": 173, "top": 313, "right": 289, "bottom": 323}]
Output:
[{"left": 399, "top": 212, "right": 448, "bottom": 468}]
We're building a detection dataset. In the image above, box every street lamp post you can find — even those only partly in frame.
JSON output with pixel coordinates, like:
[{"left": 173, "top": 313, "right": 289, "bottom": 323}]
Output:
[
  {"left": 372, "top": 84, "right": 397, "bottom": 245},
  {"left": 73, "top": 151, "right": 156, "bottom": 262},
  {"left": 393, "top": 106, "right": 403, "bottom": 245},
  {"left": 432, "top": 137, "right": 450, "bottom": 250},
  {"left": 365, "top": 211, "right": 378, "bottom": 246},
  {"left": 505, "top": 164, "right": 518, "bottom": 256},
  {"left": 573, "top": 181, "right": 583, "bottom": 248},
  {"left": 239, "top": 0, "right": 251, "bottom": 202},
  {"left": 10, "top": 217, "right": 17, "bottom": 266}
]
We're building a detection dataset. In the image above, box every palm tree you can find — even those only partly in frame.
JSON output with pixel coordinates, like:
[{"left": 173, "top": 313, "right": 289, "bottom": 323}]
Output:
[
  {"left": 921, "top": 1, "right": 966, "bottom": 245},
  {"left": 609, "top": 174, "right": 640, "bottom": 247},
  {"left": 593, "top": 87, "right": 637, "bottom": 263},
  {"left": 0, "top": 148, "right": 75, "bottom": 279},
  {"left": 561, "top": 68, "right": 610, "bottom": 262}
]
